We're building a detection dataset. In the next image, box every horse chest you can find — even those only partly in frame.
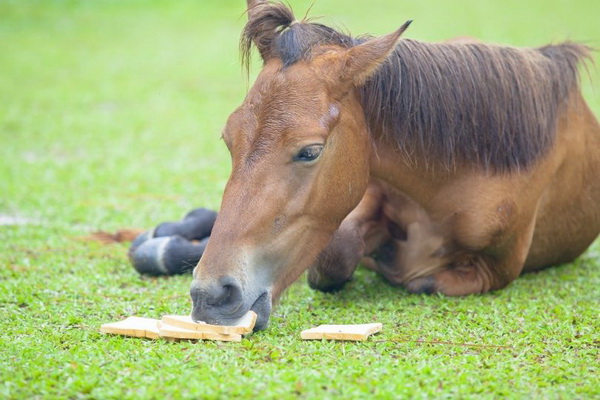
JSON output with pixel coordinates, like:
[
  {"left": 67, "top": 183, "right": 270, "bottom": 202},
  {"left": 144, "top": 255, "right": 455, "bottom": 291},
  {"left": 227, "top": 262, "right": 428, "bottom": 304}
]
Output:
[{"left": 374, "top": 186, "right": 455, "bottom": 282}]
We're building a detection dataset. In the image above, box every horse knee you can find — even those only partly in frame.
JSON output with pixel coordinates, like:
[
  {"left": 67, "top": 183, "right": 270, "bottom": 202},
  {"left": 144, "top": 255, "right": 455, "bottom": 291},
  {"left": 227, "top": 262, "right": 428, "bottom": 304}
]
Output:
[
  {"left": 307, "top": 267, "right": 349, "bottom": 292},
  {"left": 404, "top": 257, "right": 519, "bottom": 296},
  {"left": 405, "top": 276, "right": 437, "bottom": 294},
  {"left": 404, "top": 268, "right": 486, "bottom": 296},
  {"left": 307, "top": 227, "right": 364, "bottom": 292}
]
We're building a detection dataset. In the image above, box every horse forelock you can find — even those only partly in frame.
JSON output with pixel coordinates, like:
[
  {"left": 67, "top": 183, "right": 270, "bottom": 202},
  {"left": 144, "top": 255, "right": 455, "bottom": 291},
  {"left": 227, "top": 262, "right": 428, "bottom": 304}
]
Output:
[
  {"left": 241, "top": 2, "right": 357, "bottom": 72},
  {"left": 241, "top": 2, "right": 591, "bottom": 172}
]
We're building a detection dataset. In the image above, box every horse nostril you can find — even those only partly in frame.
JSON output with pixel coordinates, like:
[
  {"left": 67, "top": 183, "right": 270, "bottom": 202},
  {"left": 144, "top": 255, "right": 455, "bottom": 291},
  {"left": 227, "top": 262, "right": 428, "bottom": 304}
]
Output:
[
  {"left": 191, "top": 277, "right": 244, "bottom": 317},
  {"left": 207, "top": 284, "right": 232, "bottom": 306},
  {"left": 212, "top": 282, "right": 243, "bottom": 313}
]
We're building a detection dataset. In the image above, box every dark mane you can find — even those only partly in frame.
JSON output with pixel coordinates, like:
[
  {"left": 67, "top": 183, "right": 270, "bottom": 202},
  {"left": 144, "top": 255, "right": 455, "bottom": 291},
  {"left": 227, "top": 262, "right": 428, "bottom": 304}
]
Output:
[
  {"left": 363, "top": 40, "right": 590, "bottom": 171},
  {"left": 241, "top": 2, "right": 591, "bottom": 172},
  {"left": 241, "top": 2, "right": 356, "bottom": 71}
]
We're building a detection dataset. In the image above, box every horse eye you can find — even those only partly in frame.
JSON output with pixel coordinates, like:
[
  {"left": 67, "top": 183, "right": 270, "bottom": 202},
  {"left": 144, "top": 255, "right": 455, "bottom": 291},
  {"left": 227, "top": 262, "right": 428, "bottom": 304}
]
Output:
[{"left": 294, "top": 144, "right": 324, "bottom": 162}]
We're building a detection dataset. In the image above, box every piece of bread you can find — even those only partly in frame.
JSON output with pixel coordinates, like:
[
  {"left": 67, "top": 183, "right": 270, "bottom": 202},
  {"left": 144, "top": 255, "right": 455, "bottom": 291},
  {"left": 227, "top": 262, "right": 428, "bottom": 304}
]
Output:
[
  {"left": 161, "top": 311, "right": 257, "bottom": 335},
  {"left": 100, "top": 316, "right": 160, "bottom": 339},
  {"left": 157, "top": 322, "right": 241, "bottom": 342},
  {"left": 99, "top": 314, "right": 251, "bottom": 342},
  {"left": 301, "top": 323, "right": 383, "bottom": 341}
]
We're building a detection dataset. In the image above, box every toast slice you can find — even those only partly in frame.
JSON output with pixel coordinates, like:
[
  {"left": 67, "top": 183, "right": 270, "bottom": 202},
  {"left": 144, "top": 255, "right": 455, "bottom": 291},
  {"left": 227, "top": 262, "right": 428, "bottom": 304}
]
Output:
[
  {"left": 301, "top": 323, "right": 383, "bottom": 341},
  {"left": 99, "top": 314, "right": 250, "bottom": 342},
  {"left": 161, "top": 310, "right": 257, "bottom": 335},
  {"left": 158, "top": 322, "right": 241, "bottom": 342},
  {"left": 100, "top": 316, "right": 160, "bottom": 339}
]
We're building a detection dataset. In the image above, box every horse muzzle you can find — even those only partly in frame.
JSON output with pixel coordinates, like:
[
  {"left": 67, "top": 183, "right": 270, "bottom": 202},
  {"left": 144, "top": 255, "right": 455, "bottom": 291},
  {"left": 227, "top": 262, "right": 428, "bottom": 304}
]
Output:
[{"left": 189, "top": 276, "right": 272, "bottom": 331}]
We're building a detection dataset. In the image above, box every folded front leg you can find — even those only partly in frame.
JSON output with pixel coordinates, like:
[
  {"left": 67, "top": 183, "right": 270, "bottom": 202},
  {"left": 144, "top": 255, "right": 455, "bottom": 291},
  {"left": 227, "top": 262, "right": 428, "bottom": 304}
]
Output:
[
  {"left": 404, "top": 212, "right": 536, "bottom": 296},
  {"left": 404, "top": 254, "right": 518, "bottom": 296},
  {"left": 308, "top": 183, "right": 388, "bottom": 292}
]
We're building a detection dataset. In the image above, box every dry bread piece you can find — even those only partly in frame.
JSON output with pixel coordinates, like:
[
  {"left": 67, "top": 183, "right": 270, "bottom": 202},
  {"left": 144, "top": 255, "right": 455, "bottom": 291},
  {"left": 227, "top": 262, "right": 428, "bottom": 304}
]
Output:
[
  {"left": 161, "top": 310, "right": 257, "bottom": 335},
  {"left": 100, "top": 316, "right": 160, "bottom": 339},
  {"left": 301, "top": 323, "right": 383, "bottom": 341},
  {"left": 100, "top": 316, "right": 245, "bottom": 342},
  {"left": 158, "top": 322, "right": 241, "bottom": 342}
]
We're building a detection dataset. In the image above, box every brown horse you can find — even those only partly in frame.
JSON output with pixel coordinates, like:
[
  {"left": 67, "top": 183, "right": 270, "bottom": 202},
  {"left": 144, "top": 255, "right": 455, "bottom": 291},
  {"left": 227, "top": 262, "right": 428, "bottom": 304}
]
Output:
[{"left": 190, "top": 1, "right": 600, "bottom": 330}]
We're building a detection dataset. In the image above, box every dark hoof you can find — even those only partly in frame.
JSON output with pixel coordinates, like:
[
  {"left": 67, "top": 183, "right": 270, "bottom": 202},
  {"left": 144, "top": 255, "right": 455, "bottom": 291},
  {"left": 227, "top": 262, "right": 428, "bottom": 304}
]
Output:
[
  {"left": 154, "top": 208, "right": 217, "bottom": 240},
  {"left": 307, "top": 268, "right": 351, "bottom": 293},
  {"left": 128, "top": 228, "right": 156, "bottom": 256},
  {"left": 405, "top": 276, "right": 437, "bottom": 294},
  {"left": 127, "top": 207, "right": 216, "bottom": 259},
  {"left": 184, "top": 207, "right": 217, "bottom": 221},
  {"left": 308, "top": 279, "right": 350, "bottom": 293},
  {"left": 129, "top": 235, "right": 209, "bottom": 276}
]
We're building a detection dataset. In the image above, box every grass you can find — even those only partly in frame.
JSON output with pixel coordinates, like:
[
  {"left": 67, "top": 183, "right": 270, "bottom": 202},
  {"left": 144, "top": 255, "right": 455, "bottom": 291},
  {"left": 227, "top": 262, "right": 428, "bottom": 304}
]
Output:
[{"left": 1, "top": 0, "right": 599, "bottom": 398}]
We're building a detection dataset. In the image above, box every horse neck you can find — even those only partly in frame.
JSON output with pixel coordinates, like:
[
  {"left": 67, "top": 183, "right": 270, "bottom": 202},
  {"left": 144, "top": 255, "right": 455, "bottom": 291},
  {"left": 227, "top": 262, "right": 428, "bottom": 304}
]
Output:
[{"left": 368, "top": 132, "right": 456, "bottom": 206}]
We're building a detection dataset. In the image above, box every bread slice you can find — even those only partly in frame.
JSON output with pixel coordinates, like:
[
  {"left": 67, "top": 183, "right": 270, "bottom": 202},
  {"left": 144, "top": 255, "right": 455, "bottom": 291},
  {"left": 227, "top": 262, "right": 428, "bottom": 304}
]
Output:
[
  {"left": 100, "top": 316, "right": 160, "bottom": 339},
  {"left": 301, "top": 323, "right": 383, "bottom": 341},
  {"left": 99, "top": 317, "right": 243, "bottom": 342},
  {"left": 161, "top": 310, "right": 257, "bottom": 335},
  {"left": 158, "top": 322, "right": 241, "bottom": 342}
]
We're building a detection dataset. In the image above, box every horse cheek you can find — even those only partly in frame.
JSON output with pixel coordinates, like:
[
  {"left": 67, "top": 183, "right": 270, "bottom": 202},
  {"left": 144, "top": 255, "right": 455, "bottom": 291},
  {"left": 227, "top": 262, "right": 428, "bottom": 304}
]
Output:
[{"left": 315, "top": 130, "right": 370, "bottom": 228}]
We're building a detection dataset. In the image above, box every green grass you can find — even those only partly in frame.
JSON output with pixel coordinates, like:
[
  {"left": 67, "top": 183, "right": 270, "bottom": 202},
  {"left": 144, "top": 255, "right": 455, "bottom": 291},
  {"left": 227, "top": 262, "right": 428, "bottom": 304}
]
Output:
[{"left": 1, "top": 0, "right": 599, "bottom": 398}]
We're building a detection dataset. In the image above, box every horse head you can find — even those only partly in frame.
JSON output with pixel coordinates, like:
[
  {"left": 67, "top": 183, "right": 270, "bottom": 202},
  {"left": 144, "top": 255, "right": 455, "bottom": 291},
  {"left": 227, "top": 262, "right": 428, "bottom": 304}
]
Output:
[{"left": 189, "top": 0, "right": 410, "bottom": 330}]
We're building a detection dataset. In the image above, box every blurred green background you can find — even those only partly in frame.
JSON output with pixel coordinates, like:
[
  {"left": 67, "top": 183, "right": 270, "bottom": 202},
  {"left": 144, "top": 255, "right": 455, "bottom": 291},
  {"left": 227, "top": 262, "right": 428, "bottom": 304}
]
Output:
[{"left": 1, "top": 0, "right": 599, "bottom": 228}]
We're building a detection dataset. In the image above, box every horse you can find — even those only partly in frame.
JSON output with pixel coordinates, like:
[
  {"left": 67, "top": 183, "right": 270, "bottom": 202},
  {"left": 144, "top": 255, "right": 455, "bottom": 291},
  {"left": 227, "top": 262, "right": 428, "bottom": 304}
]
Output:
[{"left": 189, "top": 0, "right": 600, "bottom": 330}]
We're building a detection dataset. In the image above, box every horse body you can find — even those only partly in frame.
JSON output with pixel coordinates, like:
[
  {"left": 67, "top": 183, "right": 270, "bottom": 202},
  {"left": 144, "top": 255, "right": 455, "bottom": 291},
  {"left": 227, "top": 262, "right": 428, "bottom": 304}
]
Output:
[
  {"left": 189, "top": 1, "right": 600, "bottom": 330},
  {"left": 312, "top": 91, "right": 600, "bottom": 296}
]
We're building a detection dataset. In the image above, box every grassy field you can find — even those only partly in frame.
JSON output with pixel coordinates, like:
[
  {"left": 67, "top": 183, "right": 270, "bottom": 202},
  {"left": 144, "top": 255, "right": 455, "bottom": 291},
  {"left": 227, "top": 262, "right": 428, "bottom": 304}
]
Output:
[{"left": 1, "top": 0, "right": 599, "bottom": 398}]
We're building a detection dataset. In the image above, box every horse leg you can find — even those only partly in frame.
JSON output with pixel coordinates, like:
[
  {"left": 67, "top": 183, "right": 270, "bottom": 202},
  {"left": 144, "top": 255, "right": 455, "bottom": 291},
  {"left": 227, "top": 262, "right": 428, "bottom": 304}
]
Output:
[
  {"left": 405, "top": 213, "right": 537, "bottom": 296},
  {"left": 128, "top": 208, "right": 217, "bottom": 276},
  {"left": 307, "top": 183, "right": 388, "bottom": 292},
  {"left": 153, "top": 208, "right": 217, "bottom": 240},
  {"left": 129, "top": 236, "right": 209, "bottom": 276}
]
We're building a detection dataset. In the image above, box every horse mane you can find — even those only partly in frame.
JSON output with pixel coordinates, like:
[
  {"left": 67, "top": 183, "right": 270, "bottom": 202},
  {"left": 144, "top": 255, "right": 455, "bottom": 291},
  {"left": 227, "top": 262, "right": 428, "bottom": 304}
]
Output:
[{"left": 241, "top": 2, "right": 591, "bottom": 172}]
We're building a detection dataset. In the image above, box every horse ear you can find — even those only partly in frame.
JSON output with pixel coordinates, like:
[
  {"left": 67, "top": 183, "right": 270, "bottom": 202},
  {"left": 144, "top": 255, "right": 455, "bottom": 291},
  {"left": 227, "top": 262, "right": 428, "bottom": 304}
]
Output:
[{"left": 342, "top": 21, "right": 412, "bottom": 86}]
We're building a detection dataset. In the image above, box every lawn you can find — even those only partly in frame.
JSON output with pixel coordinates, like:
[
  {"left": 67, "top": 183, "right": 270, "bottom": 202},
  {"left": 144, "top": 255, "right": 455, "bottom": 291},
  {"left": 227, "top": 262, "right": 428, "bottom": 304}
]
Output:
[{"left": 1, "top": 0, "right": 599, "bottom": 398}]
